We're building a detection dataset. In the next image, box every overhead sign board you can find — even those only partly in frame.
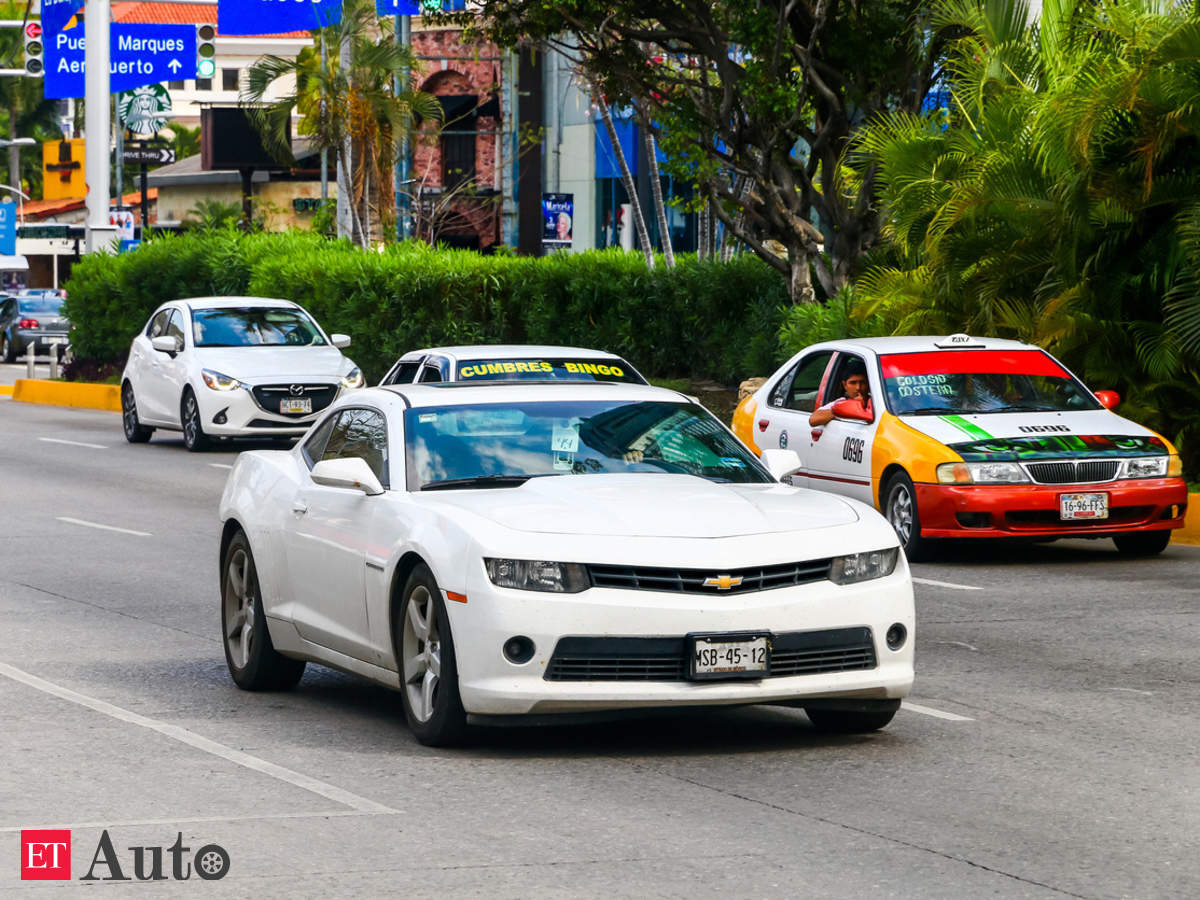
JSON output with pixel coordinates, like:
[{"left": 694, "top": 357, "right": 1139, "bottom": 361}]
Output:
[
  {"left": 44, "top": 24, "right": 197, "bottom": 99},
  {"left": 122, "top": 144, "right": 176, "bottom": 166},
  {"left": 41, "top": 0, "right": 85, "bottom": 33},
  {"left": 218, "top": 0, "right": 341, "bottom": 35},
  {"left": 42, "top": 138, "right": 86, "bottom": 200}
]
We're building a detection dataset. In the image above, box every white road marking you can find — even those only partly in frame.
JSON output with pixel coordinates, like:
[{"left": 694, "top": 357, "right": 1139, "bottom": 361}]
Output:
[
  {"left": 0, "top": 809, "right": 393, "bottom": 834},
  {"left": 0, "top": 661, "right": 397, "bottom": 815},
  {"left": 39, "top": 436, "right": 106, "bottom": 450},
  {"left": 933, "top": 640, "right": 979, "bottom": 652},
  {"left": 902, "top": 701, "right": 975, "bottom": 722},
  {"left": 913, "top": 577, "right": 982, "bottom": 591},
  {"left": 57, "top": 517, "right": 151, "bottom": 537},
  {"left": 209, "top": 463, "right": 234, "bottom": 470},
  {"left": 1107, "top": 687, "right": 1154, "bottom": 696}
]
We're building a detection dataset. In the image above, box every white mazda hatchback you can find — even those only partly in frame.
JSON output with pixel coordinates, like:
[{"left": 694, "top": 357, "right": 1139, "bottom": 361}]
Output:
[{"left": 120, "top": 297, "right": 364, "bottom": 450}]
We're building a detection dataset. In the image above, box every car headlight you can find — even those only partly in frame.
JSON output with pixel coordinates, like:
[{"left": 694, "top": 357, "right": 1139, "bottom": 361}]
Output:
[
  {"left": 1121, "top": 456, "right": 1169, "bottom": 479},
  {"left": 829, "top": 548, "right": 900, "bottom": 585},
  {"left": 936, "top": 461, "right": 1029, "bottom": 484},
  {"left": 201, "top": 369, "right": 241, "bottom": 391},
  {"left": 484, "top": 558, "right": 589, "bottom": 593},
  {"left": 340, "top": 367, "right": 364, "bottom": 390}
]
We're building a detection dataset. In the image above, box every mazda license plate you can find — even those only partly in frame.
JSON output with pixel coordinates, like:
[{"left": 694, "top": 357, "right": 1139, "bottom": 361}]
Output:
[
  {"left": 280, "top": 398, "right": 312, "bottom": 414},
  {"left": 689, "top": 633, "right": 769, "bottom": 680},
  {"left": 1060, "top": 492, "right": 1108, "bottom": 520}
]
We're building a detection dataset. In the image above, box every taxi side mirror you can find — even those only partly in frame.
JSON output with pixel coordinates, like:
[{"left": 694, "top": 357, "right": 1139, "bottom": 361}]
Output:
[
  {"left": 830, "top": 398, "right": 874, "bottom": 424},
  {"left": 761, "top": 449, "right": 803, "bottom": 483},
  {"left": 1094, "top": 390, "right": 1121, "bottom": 410}
]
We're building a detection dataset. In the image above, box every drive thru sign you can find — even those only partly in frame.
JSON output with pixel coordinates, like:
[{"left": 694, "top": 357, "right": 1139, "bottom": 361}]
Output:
[{"left": 44, "top": 24, "right": 196, "bottom": 99}]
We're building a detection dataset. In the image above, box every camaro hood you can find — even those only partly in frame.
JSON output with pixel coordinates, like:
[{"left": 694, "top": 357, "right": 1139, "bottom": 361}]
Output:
[
  {"left": 897, "top": 409, "right": 1167, "bottom": 459},
  {"left": 420, "top": 474, "right": 860, "bottom": 538},
  {"left": 192, "top": 346, "right": 352, "bottom": 381}
]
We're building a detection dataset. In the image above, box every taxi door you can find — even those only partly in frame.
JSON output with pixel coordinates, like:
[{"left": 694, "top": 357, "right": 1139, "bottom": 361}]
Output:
[
  {"left": 804, "top": 352, "right": 881, "bottom": 505},
  {"left": 754, "top": 350, "right": 836, "bottom": 487}
]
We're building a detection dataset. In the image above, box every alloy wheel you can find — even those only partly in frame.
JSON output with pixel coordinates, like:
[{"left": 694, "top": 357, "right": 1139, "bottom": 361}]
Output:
[
  {"left": 122, "top": 385, "right": 138, "bottom": 436},
  {"left": 402, "top": 585, "right": 441, "bottom": 723},
  {"left": 223, "top": 547, "right": 256, "bottom": 670},
  {"left": 889, "top": 485, "right": 913, "bottom": 544}
]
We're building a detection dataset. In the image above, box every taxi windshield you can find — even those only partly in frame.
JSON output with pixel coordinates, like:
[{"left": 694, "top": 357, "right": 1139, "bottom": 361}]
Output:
[
  {"left": 879, "top": 350, "right": 1101, "bottom": 415},
  {"left": 456, "top": 358, "right": 645, "bottom": 384},
  {"left": 405, "top": 399, "right": 771, "bottom": 490},
  {"left": 191, "top": 307, "right": 327, "bottom": 348}
]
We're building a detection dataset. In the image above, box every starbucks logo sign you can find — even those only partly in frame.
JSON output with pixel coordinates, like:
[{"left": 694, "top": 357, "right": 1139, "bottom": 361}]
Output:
[{"left": 119, "top": 84, "right": 171, "bottom": 136}]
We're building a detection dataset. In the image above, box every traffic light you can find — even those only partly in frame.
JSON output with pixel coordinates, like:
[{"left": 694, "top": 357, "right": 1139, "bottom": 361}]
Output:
[
  {"left": 196, "top": 24, "right": 216, "bottom": 79},
  {"left": 23, "top": 22, "right": 44, "bottom": 77}
]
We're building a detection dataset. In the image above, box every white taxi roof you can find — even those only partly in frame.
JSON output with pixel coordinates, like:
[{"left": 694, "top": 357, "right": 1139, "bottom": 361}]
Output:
[
  {"left": 178, "top": 296, "right": 300, "bottom": 310},
  {"left": 376, "top": 381, "right": 686, "bottom": 409},
  {"left": 399, "top": 345, "right": 626, "bottom": 362},
  {"left": 814, "top": 335, "right": 1033, "bottom": 357}
]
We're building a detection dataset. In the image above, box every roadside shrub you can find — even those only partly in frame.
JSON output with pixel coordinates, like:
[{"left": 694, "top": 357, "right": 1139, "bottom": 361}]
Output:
[{"left": 63, "top": 232, "right": 790, "bottom": 385}]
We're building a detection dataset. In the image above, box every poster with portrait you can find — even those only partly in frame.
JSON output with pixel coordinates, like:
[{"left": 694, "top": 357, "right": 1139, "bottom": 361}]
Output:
[{"left": 542, "top": 193, "right": 574, "bottom": 246}]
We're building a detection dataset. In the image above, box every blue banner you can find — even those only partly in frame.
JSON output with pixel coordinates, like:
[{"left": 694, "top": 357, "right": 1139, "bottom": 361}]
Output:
[
  {"left": 0, "top": 203, "right": 16, "bottom": 257},
  {"left": 45, "top": 24, "right": 197, "bottom": 100},
  {"left": 218, "top": 0, "right": 342, "bottom": 36}
]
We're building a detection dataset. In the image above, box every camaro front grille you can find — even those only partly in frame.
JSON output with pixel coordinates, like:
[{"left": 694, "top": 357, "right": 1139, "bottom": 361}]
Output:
[
  {"left": 1026, "top": 460, "right": 1120, "bottom": 484},
  {"left": 586, "top": 559, "right": 832, "bottom": 595},
  {"left": 250, "top": 383, "right": 338, "bottom": 416},
  {"left": 544, "top": 627, "right": 877, "bottom": 682}
]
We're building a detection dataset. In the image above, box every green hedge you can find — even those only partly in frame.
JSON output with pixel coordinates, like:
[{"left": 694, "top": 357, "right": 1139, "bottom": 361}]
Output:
[{"left": 63, "top": 231, "right": 788, "bottom": 385}]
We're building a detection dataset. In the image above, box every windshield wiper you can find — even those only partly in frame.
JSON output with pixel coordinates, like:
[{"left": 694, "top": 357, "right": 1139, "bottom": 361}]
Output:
[
  {"left": 421, "top": 473, "right": 561, "bottom": 491},
  {"left": 990, "top": 404, "right": 1058, "bottom": 412},
  {"left": 901, "top": 406, "right": 958, "bottom": 416}
]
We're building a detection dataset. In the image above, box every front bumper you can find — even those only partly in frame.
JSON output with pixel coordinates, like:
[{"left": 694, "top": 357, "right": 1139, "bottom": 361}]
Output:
[
  {"left": 448, "top": 568, "right": 915, "bottom": 716},
  {"left": 194, "top": 383, "right": 340, "bottom": 437},
  {"left": 914, "top": 477, "right": 1188, "bottom": 538}
]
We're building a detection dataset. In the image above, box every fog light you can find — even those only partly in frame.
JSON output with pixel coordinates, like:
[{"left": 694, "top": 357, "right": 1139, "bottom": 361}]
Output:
[
  {"left": 212, "top": 408, "right": 228, "bottom": 425},
  {"left": 885, "top": 623, "right": 907, "bottom": 651},
  {"left": 502, "top": 635, "right": 535, "bottom": 664}
]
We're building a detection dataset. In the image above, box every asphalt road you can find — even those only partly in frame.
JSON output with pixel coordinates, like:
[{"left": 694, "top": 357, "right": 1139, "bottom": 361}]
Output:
[{"left": 1, "top": 396, "right": 1197, "bottom": 898}]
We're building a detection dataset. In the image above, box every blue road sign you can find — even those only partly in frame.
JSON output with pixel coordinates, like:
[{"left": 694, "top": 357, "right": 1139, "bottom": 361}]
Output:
[
  {"left": 218, "top": 0, "right": 342, "bottom": 36},
  {"left": 0, "top": 203, "right": 17, "bottom": 257},
  {"left": 41, "top": 0, "right": 85, "bottom": 33},
  {"left": 44, "top": 24, "right": 197, "bottom": 100}
]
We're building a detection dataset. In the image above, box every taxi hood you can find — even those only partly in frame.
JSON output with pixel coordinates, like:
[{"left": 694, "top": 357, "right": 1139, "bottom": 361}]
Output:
[
  {"left": 420, "top": 474, "right": 860, "bottom": 538},
  {"left": 898, "top": 409, "right": 1166, "bottom": 457}
]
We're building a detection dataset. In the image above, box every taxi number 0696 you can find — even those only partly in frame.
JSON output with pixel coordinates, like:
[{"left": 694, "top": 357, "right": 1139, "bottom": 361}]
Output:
[{"left": 842, "top": 437, "right": 865, "bottom": 464}]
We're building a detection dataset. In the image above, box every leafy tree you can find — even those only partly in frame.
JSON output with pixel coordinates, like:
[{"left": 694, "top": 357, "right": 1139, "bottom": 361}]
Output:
[{"left": 472, "top": 1, "right": 945, "bottom": 301}]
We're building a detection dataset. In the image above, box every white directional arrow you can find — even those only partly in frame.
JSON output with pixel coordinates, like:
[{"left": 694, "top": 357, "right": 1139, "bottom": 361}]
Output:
[{"left": 168, "top": 59, "right": 182, "bottom": 73}]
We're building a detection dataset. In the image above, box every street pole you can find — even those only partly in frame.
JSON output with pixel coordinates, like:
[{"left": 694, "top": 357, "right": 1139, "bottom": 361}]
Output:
[
  {"left": 319, "top": 32, "right": 328, "bottom": 202},
  {"left": 395, "top": 13, "right": 410, "bottom": 241},
  {"left": 85, "top": 0, "right": 117, "bottom": 252}
]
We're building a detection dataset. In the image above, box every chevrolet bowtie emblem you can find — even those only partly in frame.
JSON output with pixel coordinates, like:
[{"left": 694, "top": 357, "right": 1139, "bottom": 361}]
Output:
[{"left": 704, "top": 574, "right": 742, "bottom": 590}]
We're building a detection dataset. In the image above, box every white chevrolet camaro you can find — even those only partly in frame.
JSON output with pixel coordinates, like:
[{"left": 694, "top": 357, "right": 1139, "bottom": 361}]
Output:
[
  {"left": 121, "top": 297, "right": 365, "bottom": 450},
  {"left": 218, "top": 382, "right": 915, "bottom": 745}
]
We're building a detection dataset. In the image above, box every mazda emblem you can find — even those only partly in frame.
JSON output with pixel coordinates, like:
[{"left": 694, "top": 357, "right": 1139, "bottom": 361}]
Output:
[{"left": 289, "top": 384, "right": 305, "bottom": 397}]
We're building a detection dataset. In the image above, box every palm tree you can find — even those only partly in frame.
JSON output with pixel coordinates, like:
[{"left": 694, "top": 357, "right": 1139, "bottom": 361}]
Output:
[{"left": 242, "top": 0, "right": 441, "bottom": 246}]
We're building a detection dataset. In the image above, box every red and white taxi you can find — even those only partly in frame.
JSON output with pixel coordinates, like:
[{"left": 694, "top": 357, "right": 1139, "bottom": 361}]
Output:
[{"left": 732, "top": 335, "right": 1187, "bottom": 558}]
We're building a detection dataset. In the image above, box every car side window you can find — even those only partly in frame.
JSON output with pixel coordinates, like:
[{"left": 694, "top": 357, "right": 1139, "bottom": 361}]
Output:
[
  {"left": 146, "top": 310, "right": 170, "bottom": 338},
  {"left": 822, "top": 353, "right": 868, "bottom": 405},
  {"left": 383, "top": 359, "right": 423, "bottom": 385},
  {"left": 774, "top": 352, "right": 834, "bottom": 412},
  {"left": 321, "top": 408, "right": 390, "bottom": 488},
  {"left": 301, "top": 413, "right": 338, "bottom": 468},
  {"left": 165, "top": 309, "right": 185, "bottom": 347},
  {"left": 418, "top": 364, "right": 442, "bottom": 384}
]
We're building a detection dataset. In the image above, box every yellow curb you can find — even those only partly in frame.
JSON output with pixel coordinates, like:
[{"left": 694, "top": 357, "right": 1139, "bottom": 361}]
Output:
[
  {"left": 11, "top": 379, "right": 121, "bottom": 412},
  {"left": 0, "top": 385, "right": 12, "bottom": 396},
  {"left": 1175, "top": 493, "right": 1200, "bottom": 546}
]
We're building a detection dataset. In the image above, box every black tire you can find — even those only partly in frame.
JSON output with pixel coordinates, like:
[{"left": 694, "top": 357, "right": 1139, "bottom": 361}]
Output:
[
  {"left": 1112, "top": 530, "right": 1171, "bottom": 557},
  {"left": 0, "top": 332, "right": 13, "bottom": 363},
  {"left": 221, "top": 530, "right": 306, "bottom": 690},
  {"left": 805, "top": 707, "right": 897, "bottom": 734},
  {"left": 395, "top": 563, "right": 467, "bottom": 746},
  {"left": 884, "top": 470, "right": 931, "bottom": 562},
  {"left": 121, "top": 382, "right": 154, "bottom": 443},
  {"left": 181, "top": 387, "right": 212, "bottom": 452}
]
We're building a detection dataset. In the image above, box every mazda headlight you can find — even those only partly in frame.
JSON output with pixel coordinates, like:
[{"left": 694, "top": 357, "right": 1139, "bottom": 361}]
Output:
[
  {"left": 1120, "top": 456, "right": 1169, "bottom": 479},
  {"left": 937, "top": 461, "right": 1029, "bottom": 484},
  {"left": 201, "top": 369, "right": 241, "bottom": 391},
  {"left": 830, "top": 548, "right": 899, "bottom": 585},
  {"left": 340, "top": 367, "right": 364, "bottom": 390},
  {"left": 484, "top": 559, "right": 589, "bottom": 593}
]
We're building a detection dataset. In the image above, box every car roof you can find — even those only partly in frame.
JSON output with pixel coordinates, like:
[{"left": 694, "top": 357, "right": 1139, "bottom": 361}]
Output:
[
  {"left": 399, "top": 345, "right": 627, "bottom": 362},
  {"left": 176, "top": 296, "right": 301, "bottom": 310},
  {"left": 810, "top": 335, "right": 1034, "bottom": 357},
  {"left": 373, "top": 381, "right": 688, "bottom": 409}
]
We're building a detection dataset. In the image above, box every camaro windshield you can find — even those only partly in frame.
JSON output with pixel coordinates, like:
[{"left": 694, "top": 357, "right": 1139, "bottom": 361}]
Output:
[
  {"left": 191, "top": 307, "right": 327, "bottom": 348},
  {"left": 405, "top": 400, "right": 773, "bottom": 490},
  {"left": 879, "top": 350, "right": 1101, "bottom": 415},
  {"left": 17, "top": 297, "right": 64, "bottom": 315},
  {"left": 456, "top": 358, "right": 646, "bottom": 384}
]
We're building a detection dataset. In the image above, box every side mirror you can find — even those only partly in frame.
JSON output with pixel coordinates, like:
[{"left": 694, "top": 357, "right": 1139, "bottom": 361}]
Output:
[
  {"left": 151, "top": 335, "right": 180, "bottom": 355},
  {"left": 330, "top": 333, "right": 352, "bottom": 349},
  {"left": 830, "top": 397, "right": 875, "bottom": 424},
  {"left": 1094, "top": 390, "right": 1121, "bottom": 410},
  {"left": 761, "top": 449, "right": 803, "bottom": 483},
  {"left": 311, "top": 457, "right": 385, "bottom": 495}
]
